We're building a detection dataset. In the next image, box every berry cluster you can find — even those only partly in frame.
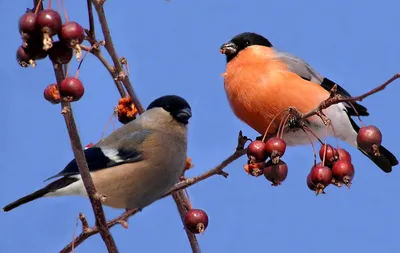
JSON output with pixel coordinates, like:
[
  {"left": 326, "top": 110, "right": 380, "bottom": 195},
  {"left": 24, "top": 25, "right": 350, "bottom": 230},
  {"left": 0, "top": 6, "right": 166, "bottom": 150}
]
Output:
[
  {"left": 17, "top": 6, "right": 86, "bottom": 104},
  {"left": 245, "top": 137, "right": 288, "bottom": 186},
  {"left": 245, "top": 124, "right": 384, "bottom": 195}
]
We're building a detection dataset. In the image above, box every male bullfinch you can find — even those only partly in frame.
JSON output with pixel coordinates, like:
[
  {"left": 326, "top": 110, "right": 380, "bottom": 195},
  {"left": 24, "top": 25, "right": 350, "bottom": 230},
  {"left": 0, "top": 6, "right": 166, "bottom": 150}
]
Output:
[
  {"left": 220, "top": 32, "right": 398, "bottom": 173},
  {"left": 3, "top": 95, "right": 192, "bottom": 212}
]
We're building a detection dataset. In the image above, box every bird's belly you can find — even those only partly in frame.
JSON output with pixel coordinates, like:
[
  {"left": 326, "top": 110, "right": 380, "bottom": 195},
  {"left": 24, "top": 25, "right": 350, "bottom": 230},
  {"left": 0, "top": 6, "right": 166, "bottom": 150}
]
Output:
[
  {"left": 224, "top": 71, "right": 332, "bottom": 145},
  {"left": 92, "top": 158, "right": 186, "bottom": 210}
]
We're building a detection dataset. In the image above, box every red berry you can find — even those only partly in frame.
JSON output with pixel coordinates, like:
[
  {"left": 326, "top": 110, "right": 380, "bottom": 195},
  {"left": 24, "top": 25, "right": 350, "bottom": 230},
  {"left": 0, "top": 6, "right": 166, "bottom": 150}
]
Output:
[
  {"left": 36, "top": 9, "right": 62, "bottom": 50},
  {"left": 263, "top": 160, "right": 288, "bottom": 186},
  {"left": 332, "top": 160, "right": 355, "bottom": 188},
  {"left": 244, "top": 161, "right": 265, "bottom": 177},
  {"left": 337, "top": 148, "right": 352, "bottom": 162},
  {"left": 309, "top": 163, "right": 332, "bottom": 195},
  {"left": 18, "top": 12, "right": 39, "bottom": 47},
  {"left": 264, "top": 137, "right": 286, "bottom": 164},
  {"left": 16, "top": 46, "right": 37, "bottom": 68},
  {"left": 357, "top": 125, "right": 382, "bottom": 155},
  {"left": 19, "top": 12, "right": 37, "bottom": 35},
  {"left": 318, "top": 144, "right": 338, "bottom": 166},
  {"left": 48, "top": 41, "right": 73, "bottom": 64},
  {"left": 59, "top": 78, "right": 85, "bottom": 102},
  {"left": 43, "top": 84, "right": 61, "bottom": 104},
  {"left": 60, "top": 21, "right": 85, "bottom": 47},
  {"left": 59, "top": 21, "right": 85, "bottom": 61},
  {"left": 183, "top": 209, "right": 209, "bottom": 234},
  {"left": 306, "top": 174, "right": 316, "bottom": 191},
  {"left": 264, "top": 137, "right": 286, "bottom": 157},
  {"left": 247, "top": 140, "right": 267, "bottom": 162}
]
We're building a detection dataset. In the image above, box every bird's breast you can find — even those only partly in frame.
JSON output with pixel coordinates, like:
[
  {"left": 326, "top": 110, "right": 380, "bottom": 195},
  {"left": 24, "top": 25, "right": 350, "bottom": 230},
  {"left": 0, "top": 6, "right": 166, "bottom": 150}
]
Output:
[{"left": 223, "top": 48, "right": 329, "bottom": 136}]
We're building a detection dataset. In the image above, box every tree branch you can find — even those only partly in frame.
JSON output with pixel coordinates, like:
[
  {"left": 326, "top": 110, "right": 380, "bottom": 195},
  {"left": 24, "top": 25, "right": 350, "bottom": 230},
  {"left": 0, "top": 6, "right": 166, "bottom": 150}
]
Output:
[
  {"left": 91, "top": 0, "right": 145, "bottom": 114},
  {"left": 60, "top": 209, "right": 139, "bottom": 253},
  {"left": 83, "top": 1, "right": 126, "bottom": 98},
  {"left": 81, "top": 44, "right": 126, "bottom": 97},
  {"left": 172, "top": 191, "right": 201, "bottom": 253},
  {"left": 52, "top": 63, "right": 118, "bottom": 253},
  {"left": 299, "top": 74, "right": 400, "bottom": 120},
  {"left": 61, "top": 131, "right": 249, "bottom": 251}
]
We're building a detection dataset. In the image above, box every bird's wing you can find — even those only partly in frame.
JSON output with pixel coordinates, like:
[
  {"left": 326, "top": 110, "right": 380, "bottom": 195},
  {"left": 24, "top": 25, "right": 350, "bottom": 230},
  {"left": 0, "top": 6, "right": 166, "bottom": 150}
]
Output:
[
  {"left": 44, "top": 129, "right": 152, "bottom": 181},
  {"left": 275, "top": 51, "right": 369, "bottom": 116}
]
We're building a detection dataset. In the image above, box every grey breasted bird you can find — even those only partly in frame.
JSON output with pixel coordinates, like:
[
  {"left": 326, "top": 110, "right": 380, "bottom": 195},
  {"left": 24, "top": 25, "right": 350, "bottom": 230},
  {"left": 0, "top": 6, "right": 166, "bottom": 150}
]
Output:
[{"left": 3, "top": 95, "right": 192, "bottom": 212}]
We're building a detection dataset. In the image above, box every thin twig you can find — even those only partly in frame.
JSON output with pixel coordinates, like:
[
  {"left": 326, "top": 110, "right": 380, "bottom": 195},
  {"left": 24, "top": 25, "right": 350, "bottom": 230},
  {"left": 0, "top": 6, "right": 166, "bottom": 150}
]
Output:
[
  {"left": 52, "top": 63, "right": 118, "bottom": 253},
  {"left": 163, "top": 149, "right": 247, "bottom": 197},
  {"left": 60, "top": 209, "right": 139, "bottom": 253},
  {"left": 300, "top": 74, "right": 400, "bottom": 120},
  {"left": 81, "top": 45, "right": 126, "bottom": 97},
  {"left": 91, "top": 0, "right": 145, "bottom": 114},
  {"left": 61, "top": 131, "right": 248, "bottom": 251},
  {"left": 86, "top": 0, "right": 96, "bottom": 41},
  {"left": 172, "top": 191, "right": 201, "bottom": 253}
]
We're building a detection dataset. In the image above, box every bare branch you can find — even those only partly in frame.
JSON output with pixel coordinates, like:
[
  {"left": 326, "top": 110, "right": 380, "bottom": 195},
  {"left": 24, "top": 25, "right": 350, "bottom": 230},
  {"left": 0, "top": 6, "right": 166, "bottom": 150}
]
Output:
[
  {"left": 172, "top": 191, "right": 201, "bottom": 253},
  {"left": 52, "top": 63, "right": 118, "bottom": 253},
  {"left": 300, "top": 74, "right": 400, "bottom": 120},
  {"left": 61, "top": 131, "right": 248, "bottom": 251},
  {"left": 60, "top": 209, "right": 140, "bottom": 253},
  {"left": 81, "top": 45, "right": 126, "bottom": 97},
  {"left": 91, "top": 0, "right": 145, "bottom": 114}
]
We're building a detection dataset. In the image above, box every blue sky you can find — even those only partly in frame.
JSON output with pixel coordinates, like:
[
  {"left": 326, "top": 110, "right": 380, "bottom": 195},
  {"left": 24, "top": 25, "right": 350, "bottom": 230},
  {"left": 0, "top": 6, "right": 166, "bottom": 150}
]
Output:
[{"left": 2, "top": 0, "right": 400, "bottom": 252}]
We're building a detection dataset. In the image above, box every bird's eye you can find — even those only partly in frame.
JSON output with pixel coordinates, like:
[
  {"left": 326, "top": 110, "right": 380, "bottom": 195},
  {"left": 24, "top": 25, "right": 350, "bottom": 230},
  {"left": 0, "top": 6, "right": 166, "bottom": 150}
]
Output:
[{"left": 244, "top": 41, "right": 250, "bottom": 46}]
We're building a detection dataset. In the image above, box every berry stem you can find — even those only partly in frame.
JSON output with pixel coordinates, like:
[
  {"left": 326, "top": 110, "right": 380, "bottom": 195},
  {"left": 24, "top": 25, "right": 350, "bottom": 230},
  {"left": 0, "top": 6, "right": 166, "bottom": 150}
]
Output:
[
  {"left": 261, "top": 109, "right": 289, "bottom": 142},
  {"left": 47, "top": 0, "right": 52, "bottom": 9},
  {"left": 75, "top": 44, "right": 97, "bottom": 78},
  {"left": 65, "top": 61, "right": 70, "bottom": 78},
  {"left": 321, "top": 125, "right": 329, "bottom": 166},
  {"left": 301, "top": 127, "right": 317, "bottom": 164},
  {"left": 60, "top": 0, "right": 69, "bottom": 22},
  {"left": 278, "top": 113, "right": 292, "bottom": 139},
  {"left": 34, "top": 0, "right": 43, "bottom": 14},
  {"left": 347, "top": 102, "right": 364, "bottom": 127},
  {"left": 328, "top": 121, "right": 341, "bottom": 151},
  {"left": 184, "top": 188, "right": 193, "bottom": 210},
  {"left": 100, "top": 110, "right": 117, "bottom": 140},
  {"left": 302, "top": 125, "right": 324, "bottom": 145}
]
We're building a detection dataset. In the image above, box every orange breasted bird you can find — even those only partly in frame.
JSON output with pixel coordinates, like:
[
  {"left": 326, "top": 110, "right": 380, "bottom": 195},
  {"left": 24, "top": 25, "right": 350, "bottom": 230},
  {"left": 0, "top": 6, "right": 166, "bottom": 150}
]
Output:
[{"left": 220, "top": 32, "right": 398, "bottom": 173}]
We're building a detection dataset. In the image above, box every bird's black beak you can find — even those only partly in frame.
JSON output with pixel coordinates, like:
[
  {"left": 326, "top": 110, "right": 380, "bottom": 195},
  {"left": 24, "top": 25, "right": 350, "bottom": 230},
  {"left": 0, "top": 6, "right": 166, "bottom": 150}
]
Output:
[
  {"left": 175, "top": 107, "right": 192, "bottom": 124},
  {"left": 220, "top": 42, "right": 238, "bottom": 55}
]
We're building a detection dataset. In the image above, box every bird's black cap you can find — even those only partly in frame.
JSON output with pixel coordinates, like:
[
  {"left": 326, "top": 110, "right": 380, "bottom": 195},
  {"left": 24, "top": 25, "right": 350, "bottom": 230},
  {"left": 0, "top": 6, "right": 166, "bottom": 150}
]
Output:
[
  {"left": 220, "top": 32, "right": 273, "bottom": 62},
  {"left": 147, "top": 95, "right": 192, "bottom": 124}
]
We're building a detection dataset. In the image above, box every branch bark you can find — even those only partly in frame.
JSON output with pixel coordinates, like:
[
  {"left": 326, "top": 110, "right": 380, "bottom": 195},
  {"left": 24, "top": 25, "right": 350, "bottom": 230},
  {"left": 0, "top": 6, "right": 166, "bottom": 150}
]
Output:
[
  {"left": 52, "top": 63, "right": 118, "bottom": 253},
  {"left": 60, "top": 209, "right": 139, "bottom": 253},
  {"left": 61, "top": 131, "right": 249, "bottom": 251},
  {"left": 172, "top": 191, "right": 201, "bottom": 253},
  {"left": 91, "top": 0, "right": 145, "bottom": 114}
]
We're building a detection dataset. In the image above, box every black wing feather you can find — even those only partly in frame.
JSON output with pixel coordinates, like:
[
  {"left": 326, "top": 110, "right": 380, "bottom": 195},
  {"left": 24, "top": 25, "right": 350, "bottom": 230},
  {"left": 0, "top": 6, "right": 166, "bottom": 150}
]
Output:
[{"left": 44, "top": 146, "right": 142, "bottom": 181}]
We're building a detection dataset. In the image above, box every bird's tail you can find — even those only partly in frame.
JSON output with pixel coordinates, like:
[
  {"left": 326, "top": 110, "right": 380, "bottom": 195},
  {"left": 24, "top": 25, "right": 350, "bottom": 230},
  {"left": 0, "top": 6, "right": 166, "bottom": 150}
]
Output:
[
  {"left": 347, "top": 116, "right": 398, "bottom": 173},
  {"left": 2, "top": 188, "right": 50, "bottom": 212},
  {"left": 358, "top": 145, "right": 398, "bottom": 173},
  {"left": 2, "top": 176, "right": 79, "bottom": 212}
]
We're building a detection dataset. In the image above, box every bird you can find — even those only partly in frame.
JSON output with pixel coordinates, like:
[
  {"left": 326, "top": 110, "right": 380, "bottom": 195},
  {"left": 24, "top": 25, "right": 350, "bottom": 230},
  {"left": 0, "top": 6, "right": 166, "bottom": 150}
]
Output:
[
  {"left": 219, "top": 32, "right": 398, "bottom": 173},
  {"left": 3, "top": 95, "right": 192, "bottom": 212}
]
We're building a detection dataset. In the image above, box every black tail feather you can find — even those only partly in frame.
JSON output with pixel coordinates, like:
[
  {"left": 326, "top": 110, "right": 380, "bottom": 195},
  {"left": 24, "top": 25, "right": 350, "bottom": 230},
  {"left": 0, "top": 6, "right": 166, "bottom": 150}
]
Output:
[
  {"left": 2, "top": 188, "right": 50, "bottom": 212},
  {"left": 2, "top": 176, "right": 79, "bottom": 212},
  {"left": 358, "top": 145, "right": 399, "bottom": 173}
]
